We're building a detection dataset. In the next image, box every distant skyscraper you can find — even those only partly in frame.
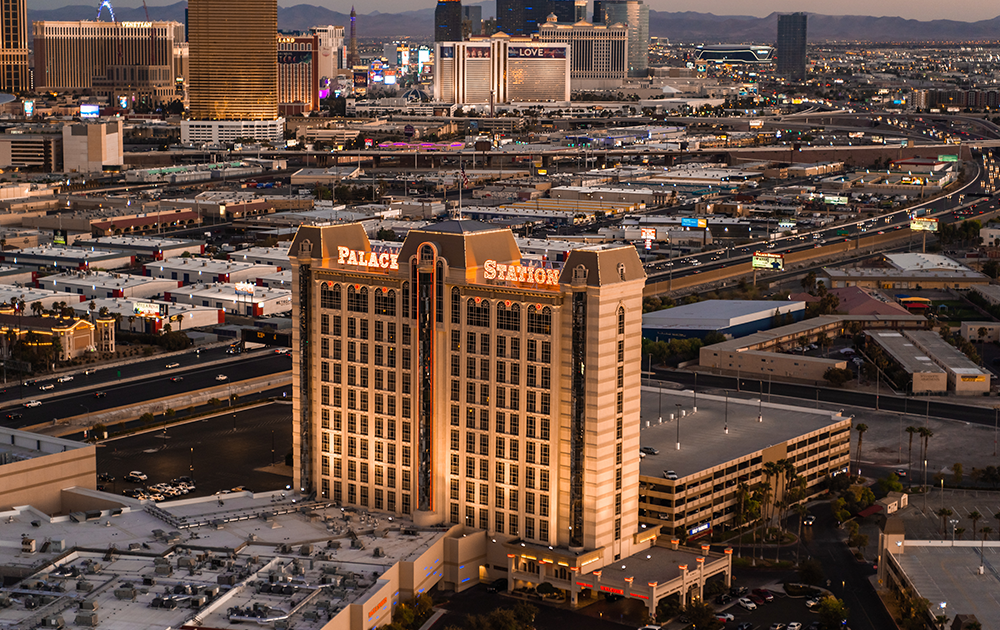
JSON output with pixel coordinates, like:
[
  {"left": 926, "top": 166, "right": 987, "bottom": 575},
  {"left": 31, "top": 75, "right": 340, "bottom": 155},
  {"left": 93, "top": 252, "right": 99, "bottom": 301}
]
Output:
[
  {"left": 593, "top": 0, "right": 647, "bottom": 77},
  {"left": 496, "top": 0, "right": 551, "bottom": 36},
  {"left": 435, "top": 0, "right": 463, "bottom": 42},
  {"left": 776, "top": 12, "right": 807, "bottom": 81},
  {"left": 0, "top": 0, "right": 29, "bottom": 91},
  {"left": 550, "top": 0, "right": 585, "bottom": 23},
  {"left": 462, "top": 4, "right": 482, "bottom": 37},
  {"left": 347, "top": 7, "right": 359, "bottom": 68}
]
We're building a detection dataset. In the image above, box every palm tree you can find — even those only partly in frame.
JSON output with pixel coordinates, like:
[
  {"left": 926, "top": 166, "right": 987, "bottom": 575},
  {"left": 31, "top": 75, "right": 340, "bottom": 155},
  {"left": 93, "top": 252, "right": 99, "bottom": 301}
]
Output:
[
  {"left": 855, "top": 423, "right": 869, "bottom": 475},
  {"left": 936, "top": 508, "right": 954, "bottom": 537},
  {"left": 994, "top": 511, "right": 1000, "bottom": 540},
  {"left": 969, "top": 511, "right": 983, "bottom": 540},
  {"left": 919, "top": 427, "right": 934, "bottom": 490},
  {"left": 906, "top": 426, "right": 918, "bottom": 476}
]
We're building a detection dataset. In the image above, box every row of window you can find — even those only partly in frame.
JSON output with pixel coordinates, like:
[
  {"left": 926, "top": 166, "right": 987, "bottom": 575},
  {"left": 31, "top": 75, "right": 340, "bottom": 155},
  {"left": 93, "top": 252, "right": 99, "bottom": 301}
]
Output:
[
  {"left": 451, "top": 456, "right": 551, "bottom": 490},
  {"left": 451, "top": 431, "right": 551, "bottom": 464},
  {"left": 326, "top": 480, "right": 409, "bottom": 514},
  {"left": 451, "top": 505, "right": 549, "bottom": 542},
  {"left": 449, "top": 407, "right": 550, "bottom": 439}
]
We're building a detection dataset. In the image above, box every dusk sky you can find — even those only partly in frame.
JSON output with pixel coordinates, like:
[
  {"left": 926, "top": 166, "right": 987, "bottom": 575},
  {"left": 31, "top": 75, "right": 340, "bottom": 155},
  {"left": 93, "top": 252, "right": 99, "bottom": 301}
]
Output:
[{"left": 38, "top": 0, "right": 1000, "bottom": 22}]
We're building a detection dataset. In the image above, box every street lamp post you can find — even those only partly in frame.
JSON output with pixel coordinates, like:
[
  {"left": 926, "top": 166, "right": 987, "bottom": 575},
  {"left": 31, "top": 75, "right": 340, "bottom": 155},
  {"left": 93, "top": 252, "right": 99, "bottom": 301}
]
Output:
[
  {"left": 950, "top": 518, "right": 959, "bottom": 545},
  {"left": 725, "top": 392, "right": 729, "bottom": 434},
  {"left": 924, "top": 458, "right": 929, "bottom": 512},
  {"left": 675, "top": 404, "right": 682, "bottom": 450}
]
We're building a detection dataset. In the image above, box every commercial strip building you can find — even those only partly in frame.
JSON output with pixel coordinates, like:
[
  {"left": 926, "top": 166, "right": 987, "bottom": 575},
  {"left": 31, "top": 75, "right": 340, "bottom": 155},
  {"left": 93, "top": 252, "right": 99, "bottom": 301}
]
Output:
[
  {"left": 878, "top": 516, "right": 995, "bottom": 630},
  {"left": 144, "top": 258, "right": 276, "bottom": 285},
  {"left": 227, "top": 245, "right": 290, "bottom": 268},
  {"left": 84, "top": 236, "right": 206, "bottom": 260},
  {"left": 80, "top": 297, "right": 224, "bottom": 333},
  {"left": 699, "top": 313, "right": 927, "bottom": 383},
  {"left": 163, "top": 282, "right": 291, "bottom": 316},
  {"left": 866, "top": 331, "right": 947, "bottom": 395},
  {"left": 902, "top": 329, "right": 990, "bottom": 395},
  {"left": 434, "top": 38, "right": 571, "bottom": 104},
  {"left": 637, "top": 389, "right": 851, "bottom": 538},
  {"left": 36, "top": 270, "right": 180, "bottom": 300},
  {"left": 0, "top": 286, "right": 84, "bottom": 311},
  {"left": 641, "top": 299, "right": 805, "bottom": 342},
  {"left": 822, "top": 253, "right": 989, "bottom": 291},
  {"left": 0, "top": 246, "right": 135, "bottom": 271}
]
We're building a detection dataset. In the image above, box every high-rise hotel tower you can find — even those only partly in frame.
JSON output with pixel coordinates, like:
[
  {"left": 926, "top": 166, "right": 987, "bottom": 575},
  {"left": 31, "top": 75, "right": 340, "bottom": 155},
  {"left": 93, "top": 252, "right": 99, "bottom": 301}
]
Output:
[{"left": 290, "top": 221, "right": 647, "bottom": 563}]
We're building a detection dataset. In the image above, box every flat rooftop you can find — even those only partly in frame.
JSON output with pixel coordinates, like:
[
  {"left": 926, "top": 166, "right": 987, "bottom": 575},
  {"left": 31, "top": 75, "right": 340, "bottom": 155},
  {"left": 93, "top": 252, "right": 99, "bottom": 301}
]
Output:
[
  {"left": 148, "top": 258, "right": 269, "bottom": 273},
  {"left": 637, "top": 388, "right": 847, "bottom": 480},
  {"left": 643, "top": 300, "right": 803, "bottom": 330},
  {"left": 0, "top": 492, "right": 447, "bottom": 630},
  {"left": 9, "top": 246, "right": 129, "bottom": 261},
  {"left": 905, "top": 330, "right": 989, "bottom": 377},
  {"left": 88, "top": 236, "right": 204, "bottom": 249},
  {"left": 43, "top": 270, "right": 175, "bottom": 288},
  {"left": 867, "top": 331, "right": 945, "bottom": 375},
  {"left": 894, "top": 545, "right": 1000, "bottom": 629}
]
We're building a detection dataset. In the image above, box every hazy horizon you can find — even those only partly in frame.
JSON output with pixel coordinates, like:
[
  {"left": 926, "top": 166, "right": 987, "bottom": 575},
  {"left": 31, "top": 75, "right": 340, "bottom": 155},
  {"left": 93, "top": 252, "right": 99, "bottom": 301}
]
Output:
[{"left": 28, "top": 0, "right": 1000, "bottom": 23}]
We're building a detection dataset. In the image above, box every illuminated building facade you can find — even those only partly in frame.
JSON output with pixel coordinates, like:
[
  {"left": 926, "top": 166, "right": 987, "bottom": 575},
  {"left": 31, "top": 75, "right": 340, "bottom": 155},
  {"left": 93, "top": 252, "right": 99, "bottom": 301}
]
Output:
[
  {"left": 593, "top": 0, "right": 648, "bottom": 77},
  {"left": 278, "top": 34, "right": 319, "bottom": 115},
  {"left": 188, "top": 0, "right": 277, "bottom": 121},
  {"left": 290, "top": 220, "right": 647, "bottom": 568},
  {"left": 0, "top": 0, "right": 29, "bottom": 91},
  {"left": 537, "top": 15, "right": 627, "bottom": 89},
  {"left": 434, "top": 37, "right": 570, "bottom": 104},
  {"left": 32, "top": 20, "right": 185, "bottom": 92}
]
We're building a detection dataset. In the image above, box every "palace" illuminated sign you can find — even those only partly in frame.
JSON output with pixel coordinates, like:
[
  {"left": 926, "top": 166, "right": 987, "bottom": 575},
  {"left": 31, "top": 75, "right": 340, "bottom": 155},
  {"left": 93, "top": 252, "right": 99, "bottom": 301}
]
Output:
[
  {"left": 483, "top": 260, "right": 560, "bottom": 287},
  {"left": 337, "top": 247, "right": 400, "bottom": 270}
]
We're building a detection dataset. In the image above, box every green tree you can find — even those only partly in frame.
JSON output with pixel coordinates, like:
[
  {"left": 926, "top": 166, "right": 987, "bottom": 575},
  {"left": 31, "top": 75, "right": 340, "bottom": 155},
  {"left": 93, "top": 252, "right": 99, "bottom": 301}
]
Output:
[
  {"left": 984, "top": 259, "right": 1000, "bottom": 279},
  {"left": 816, "top": 596, "right": 849, "bottom": 629},
  {"left": 823, "top": 367, "right": 854, "bottom": 386},
  {"left": 878, "top": 473, "right": 903, "bottom": 494},
  {"left": 682, "top": 600, "right": 723, "bottom": 630},
  {"left": 139, "top": 412, "right": 155, "bottom": 425},
  {"left": 936, "top": 507, "right": 954, "bottom": 537}
]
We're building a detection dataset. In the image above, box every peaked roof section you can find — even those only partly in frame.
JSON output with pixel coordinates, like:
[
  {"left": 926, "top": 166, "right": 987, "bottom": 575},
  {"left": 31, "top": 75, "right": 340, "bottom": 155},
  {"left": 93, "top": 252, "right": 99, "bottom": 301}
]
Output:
[
  {"left": 398, "top": 221, "right": 521, "bottom": 270},
  {"left": 289, "top": 223, "right": 371, "bottom": 263}
]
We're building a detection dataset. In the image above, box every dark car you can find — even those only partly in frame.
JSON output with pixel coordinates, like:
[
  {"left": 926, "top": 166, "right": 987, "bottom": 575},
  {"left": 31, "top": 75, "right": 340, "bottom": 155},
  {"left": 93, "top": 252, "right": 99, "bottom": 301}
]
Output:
[
  {"left": 715, "top": 593, "right": 733, "bottom": 605},
  {"left": 5, "top": 412, "right": 21, "bottom": 420},
  {"left": 486, "top": 578, "right": 508, "bottom": 593},
  {"left": 749, "top": 593, "right": 766, "bottom": 605},
  {"left": 94, "top": 391, "right": 107, "bottom": 399},
  {"left": 752, "top": 588, "right": 774, "bottom": 602},
  {"left": 169, "top": 376, "right": 184, "bottom": 382},
  {"left": 97, "top": 472, "right": 114, "bottom": 483},
  {"left": 730, "top": 586, "right": 748, "bottom": 596}
]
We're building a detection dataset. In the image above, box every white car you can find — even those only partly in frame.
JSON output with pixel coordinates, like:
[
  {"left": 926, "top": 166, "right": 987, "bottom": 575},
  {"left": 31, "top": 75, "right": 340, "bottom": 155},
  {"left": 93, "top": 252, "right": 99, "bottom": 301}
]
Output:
[
  {"left": 39, "top": 384, "right": 54, "bottom": 391},
  {"left": 715, "top": 612, "right": 735, "bottom": 622},
  {"left": 57, "top": 375, "right": 74, "bottom": 383},
  {"left": 216, "top": 374, "right": 228, "bottom": 382},
  {"left": 166, "top": 362, "right": 180, "bottom": 369},
  {"left": 23, "top": 400, "right": 41, "bottom": 408},
  {"left": 788, "top": 623, "right": 803, "bottom": 630},
  {"left": 738, "top": 597, "right": 757, "bottom": 611}
]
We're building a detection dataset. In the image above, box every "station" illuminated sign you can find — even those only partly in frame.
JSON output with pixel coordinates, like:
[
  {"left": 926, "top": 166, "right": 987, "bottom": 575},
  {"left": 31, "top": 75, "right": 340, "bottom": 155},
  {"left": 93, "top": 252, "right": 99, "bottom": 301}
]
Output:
[{"left": 483, "top": 260, "right": 560, "bottom": 287}]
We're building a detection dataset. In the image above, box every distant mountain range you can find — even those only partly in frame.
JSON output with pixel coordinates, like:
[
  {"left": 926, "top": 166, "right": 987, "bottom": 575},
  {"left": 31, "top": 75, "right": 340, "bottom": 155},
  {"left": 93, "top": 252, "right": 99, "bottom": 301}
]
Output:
[{"left": 26, "top": 3, "right": 1000, "bottom": 43}]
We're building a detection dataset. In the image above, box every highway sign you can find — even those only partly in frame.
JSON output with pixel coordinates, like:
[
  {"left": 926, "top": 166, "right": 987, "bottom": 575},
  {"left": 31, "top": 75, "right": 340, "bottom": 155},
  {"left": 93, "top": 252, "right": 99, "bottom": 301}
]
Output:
[
  {"left": 910, "top": 217, "right": 939, "bottom": 232},
  {"left": 751, "top": 252, "right": 784, "bottom": 270},
  {"left": 241, "top": 329, "right": 291, "bottom": 347}
]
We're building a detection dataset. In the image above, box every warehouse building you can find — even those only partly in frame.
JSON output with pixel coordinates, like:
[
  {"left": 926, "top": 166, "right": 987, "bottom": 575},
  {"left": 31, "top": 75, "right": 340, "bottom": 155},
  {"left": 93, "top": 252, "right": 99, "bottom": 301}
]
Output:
[
  {"left": 642, "top": 300, "right": 805, "bottom": 341},
  {"left": 37, "top": 270, "right": 179, "bottom": 300}
]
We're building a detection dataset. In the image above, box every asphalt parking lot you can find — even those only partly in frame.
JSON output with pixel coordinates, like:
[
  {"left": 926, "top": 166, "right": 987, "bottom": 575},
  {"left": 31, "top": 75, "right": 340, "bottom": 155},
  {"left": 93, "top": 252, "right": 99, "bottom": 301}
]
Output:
[{"left": 709, "top": 589, "right": 820, "bottom": 630}]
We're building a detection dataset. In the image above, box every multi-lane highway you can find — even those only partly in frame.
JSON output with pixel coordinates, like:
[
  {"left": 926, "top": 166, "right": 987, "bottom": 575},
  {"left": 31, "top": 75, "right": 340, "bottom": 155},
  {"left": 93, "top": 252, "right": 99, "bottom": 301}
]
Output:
[
  {"left": 645, "top": 160, "right": 995, "bottom": 285},
  {"left": 0, "top": 347, "right": 291, "bottom": 429}
]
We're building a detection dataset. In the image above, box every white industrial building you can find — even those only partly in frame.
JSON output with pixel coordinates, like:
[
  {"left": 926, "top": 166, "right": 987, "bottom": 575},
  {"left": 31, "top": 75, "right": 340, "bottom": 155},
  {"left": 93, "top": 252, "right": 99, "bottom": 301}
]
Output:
[
  {"left": 144, "top": 258, "right": 276, "bottom": 285},
  {"left": 163, "top": 283, "right": 292, "bottom": 317},
  {"left": 80, "top": 297, "right": 224, "bottom": 334},
  {"left": 37, "top": 270, "right": 180, "bottom": 300}
]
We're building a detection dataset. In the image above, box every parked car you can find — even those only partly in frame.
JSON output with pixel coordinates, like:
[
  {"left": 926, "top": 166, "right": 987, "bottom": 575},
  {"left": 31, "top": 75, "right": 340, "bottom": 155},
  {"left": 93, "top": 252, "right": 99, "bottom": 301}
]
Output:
[
  {"left": 714, "top": 593, "right": 732, "bottom": 605},
  {"left": 753, "top": 588, "right": 774, "bottom": 602},
  {"left": 640, "top": 446, "right": 659, "bottom": 456},
  {"left": 787, "top": 623, "right": 803, "bottom": 630},
  {"left": 749, "top": 594, "right": 766, "bottom": 605},
  {"left": 730, "top": 586, "right": 748, "bottom": 597},
  {"left": 769, "top": 624, "right": 786, "bottom": 630},
  {"left": 716, "top": 612, "right": 735, "bottom": 622},
  {"left": 124, "top": 471, "right": 147, "bottom": 483},
  {"left": 738, "top": 597, "right": 757, "bottom": 611},
  {"left": 97, "top": 472, "right": 114, "bottom": 482},
  {"left": 662, "top": 470, "right": 678, "bottom": 480},
  {"left": 805, "top": 597, "right": 821, "bottom": 609}
]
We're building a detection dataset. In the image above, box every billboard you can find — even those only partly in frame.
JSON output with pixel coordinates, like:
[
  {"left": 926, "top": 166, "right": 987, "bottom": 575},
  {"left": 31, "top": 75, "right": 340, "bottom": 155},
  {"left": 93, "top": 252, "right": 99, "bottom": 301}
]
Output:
[
  {"left": 938, "top": 154, "right": 959, "bottom": 163},
  {"left": 279, "top": 51, "right": 312, "bottom": 65},
  {"left": 438, "top": 46, "right": 454, "bottom": 59},
  {"left": 910, "top": 217, "right": 939, "bottom": 232},
  {"left": 681, "top": 217, "right": 707, "bottom": 228},
  {"left": 23, "top": 100, "right": 33, "bottom": 116},
  {"left": 640, "top": 227, "right": 657, "bottom": 240},
  {"left": 824, "top": 195, "right": 849, "bottom": 205},
  {"left": 53, "top": 229, "right": 68, "bottom": 246},
  {"left": 235, "top": 282, "right": 255, "bottom": 296},
  {"left": 508, "top": 46, "right": 567, "bottom": 59},
  {"left": 752, "top": 252, "right": 784, "bottom": 270},
  {"left": 466, "top": 47, "right": 490, "bottom": 58},
  {"left": 80, "top": 103, "right": 100, "bottom": 118},
  {"left": 133, "top": 301, "right": 167, "bottom": 317}
]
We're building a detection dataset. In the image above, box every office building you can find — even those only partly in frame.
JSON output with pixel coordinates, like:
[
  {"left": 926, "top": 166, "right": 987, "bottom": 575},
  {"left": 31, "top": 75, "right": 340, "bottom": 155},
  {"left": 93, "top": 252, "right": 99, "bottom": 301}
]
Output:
[
  {"left": 592, "top": 0, "right": 647, "bottom": 76},
  {"left": 462, "top": 4, "right": 483, "bottom": 37},
  {"left": 0, "top": 132, "right": 62, "bottom": 171},
  {"left": 187, "top": 0, "right": 279, "bottom": 141},
  {"left": 0, "top": 0, "right": 28, "bottom": 91},
  {"left": 537, "top": 15, "right": 627, "bottom": 89},
  {"left": 278, "top": 34, "right": 320, "bottom": 115},
  {"left": 434, "top": 37, "right": 570, "bottom": 104},
  {"left": 776, "top": 12, "right": 807, "bottom": 81},
  {"left": 32, "top": 20, "right": 185, "bottom": 92},
  {"left": 290, "top": 220, "right": 649, "bottom": 568},
  {"left": 552, "top": 0, "right": 588, "bottom": 23},
  {"left": 435, "top": 0, "right": 464, "bottom": 42}
]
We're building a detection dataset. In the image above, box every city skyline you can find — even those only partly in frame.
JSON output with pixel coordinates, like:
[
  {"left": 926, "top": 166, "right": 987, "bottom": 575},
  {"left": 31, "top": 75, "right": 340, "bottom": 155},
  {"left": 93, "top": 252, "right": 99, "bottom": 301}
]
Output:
[{"left": 24, "top": 0, "right": 1000, "bottom": 23}]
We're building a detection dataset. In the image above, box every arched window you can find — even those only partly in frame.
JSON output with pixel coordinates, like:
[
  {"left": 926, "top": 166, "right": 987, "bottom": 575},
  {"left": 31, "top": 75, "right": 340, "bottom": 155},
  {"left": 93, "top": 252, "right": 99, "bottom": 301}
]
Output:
[
  {"left": 347, "top": 285, "right": 368, "bottom": 313},
  {"left": 375, "top": 288, "right": 396, "bottom": 316},
  {"left": 527, "top": 306, "right": 552, "bottom": 335},
  {"left": 497, "top": 302, "right": 521, "bottom": 332},
  {"left": 467, "top": 298, "right": 490, "bottom": 327},
  {"left": 451, "top": 287, "right": 461, "bottom": 324},
  {"left": 320, "top": 283, "right": 337, "bottom": 309},
  {"left": 617, "top": 306, "right": 625, "bottom": 335},
  {"left": 402, "top": 281, "right": 410, "bottom": 318}
]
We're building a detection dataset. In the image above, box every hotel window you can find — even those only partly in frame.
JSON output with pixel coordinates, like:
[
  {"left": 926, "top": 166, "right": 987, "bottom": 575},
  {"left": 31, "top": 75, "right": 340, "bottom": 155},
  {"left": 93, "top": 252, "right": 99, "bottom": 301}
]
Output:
[
  {"left": 496, "top": 336, "right": 506, "bottom": 358},
  {"left": 451, "top": 355, "right": 460, "bottom": 377},
  {"left": 510, "top": 439, "right": 519, "bottom": 461},
  {"left": 497, "top": 302, "right": 520, "bottom": 331},
  {"left": 509, "top": 514, "right": 518, "bottom": 536},
  {"left": 618, "top": 306, "right": 625, "bottom": 335},
  {"left": 496, "top": 412, "right": 506, "bottom": 434},
  {"left": 321, "top": 314, "right": 329, "bottom": 334},
  {"left": 375, "top": 320, "right": 383, "bottom": 342},
  {"left": 374, "top": 289, "right": 396, "bottom": 316},
  {"left": 617, "top": 339, "right": 624, "bottom": 362},
  {"left": 511, "top": 337, "right": 520, "bottom": 360},
  {"left": 526, "top": 466, "right": 535, "bottom": 489},
  {"left": 527, "top": 365, "right": 536, "bottom": 387},
  {"left": 540, "top": 416, "right": 549, "bottom": 440},
  {"left": 540, "top": 469, "right": 549, "bottom": 491},
  {"left": 525, "top": 518, "right": 535, "bottom": 540},
  {"left": 451, "top": 330, "right": 461, "bottom": 352},
  {"left": 495, "top": 512, "right": 505, "bottom": 533},
  {"left": 527, "top": 305, "right": 552, "bottom": 335},
  {"left": 467, "top": 332, "right": 476, "bottom": 354},
  {"left": 496, "top": 361, "right": 506, "bottom": 383},
  {"left": 467, "top": 298, "right": 490, "bottom": 327},
  {"left": 467, "top": 357, "right": 476, "bottom": 379},
  {"left": 479, "top": 434, "right": 489, "bottom": 455},
  {"left": 540, "top": 495, "right": 549, "bottom": 517},
  {"left": 450, "top": 454, "right": 459, "bottom": 475},
  {"left": 541, "top": 341, "right": 551, "bottom": 363},
  {"left": 480, "top": 409, "right": 490, "bottom": 430},
  {"left": 510, "top": 414, "right": 519, "bottom": 435},
  {"left": 451, "top": 287, "right": 461, "bottom": 324},
  {"left": 510, "top": 363, "right": 519, "bottom": 385},
  {"left": 510, "top": 464, "right": 519, "bottom": 486},
  {"left": 480, "top": 333, "right": 490, "bottom": 355},
  {"left": 347, "top": 285, "right": 368, "bottom": 313},
  {"left": 333, "top": 339, "right": 341, "bottom": 360},
  {"left": 616, "top": 442, "right": 622, "bottom": 465},
  {"left": 509, "top": 490, "right": 519, "bottom": 512},
  {"left": 525, "top": 492, "right": 535, "bottom": 515},
  {"left": 403, "top": 323, "right": 411, "bottom": 345},
  {"left": 360, "top": 319, "right": 368, "bottom": 340},
  {"left": 321, "top": 338, "right": 329, "bottom": 358}
]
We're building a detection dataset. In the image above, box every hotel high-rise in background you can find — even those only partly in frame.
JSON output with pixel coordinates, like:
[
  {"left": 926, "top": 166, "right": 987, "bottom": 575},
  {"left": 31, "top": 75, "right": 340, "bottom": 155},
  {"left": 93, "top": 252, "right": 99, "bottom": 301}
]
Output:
[
  {"left": 0, "top": 0, "right": 28, "bottom": 91},
  {"left": 435, "top": 0, "right": 464, "bottom": 42},
  {"left": 776, "top": 12, "right": 807, "bottom": 81},
  {"left": 593, "top": 0, "right": 648, "bottom": 77},
  {"left": 290, "top": 221, "right": 647, "bottom": 565},
  {"left": 184, "top": 0, "right": 282, "bottom": 143}
]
